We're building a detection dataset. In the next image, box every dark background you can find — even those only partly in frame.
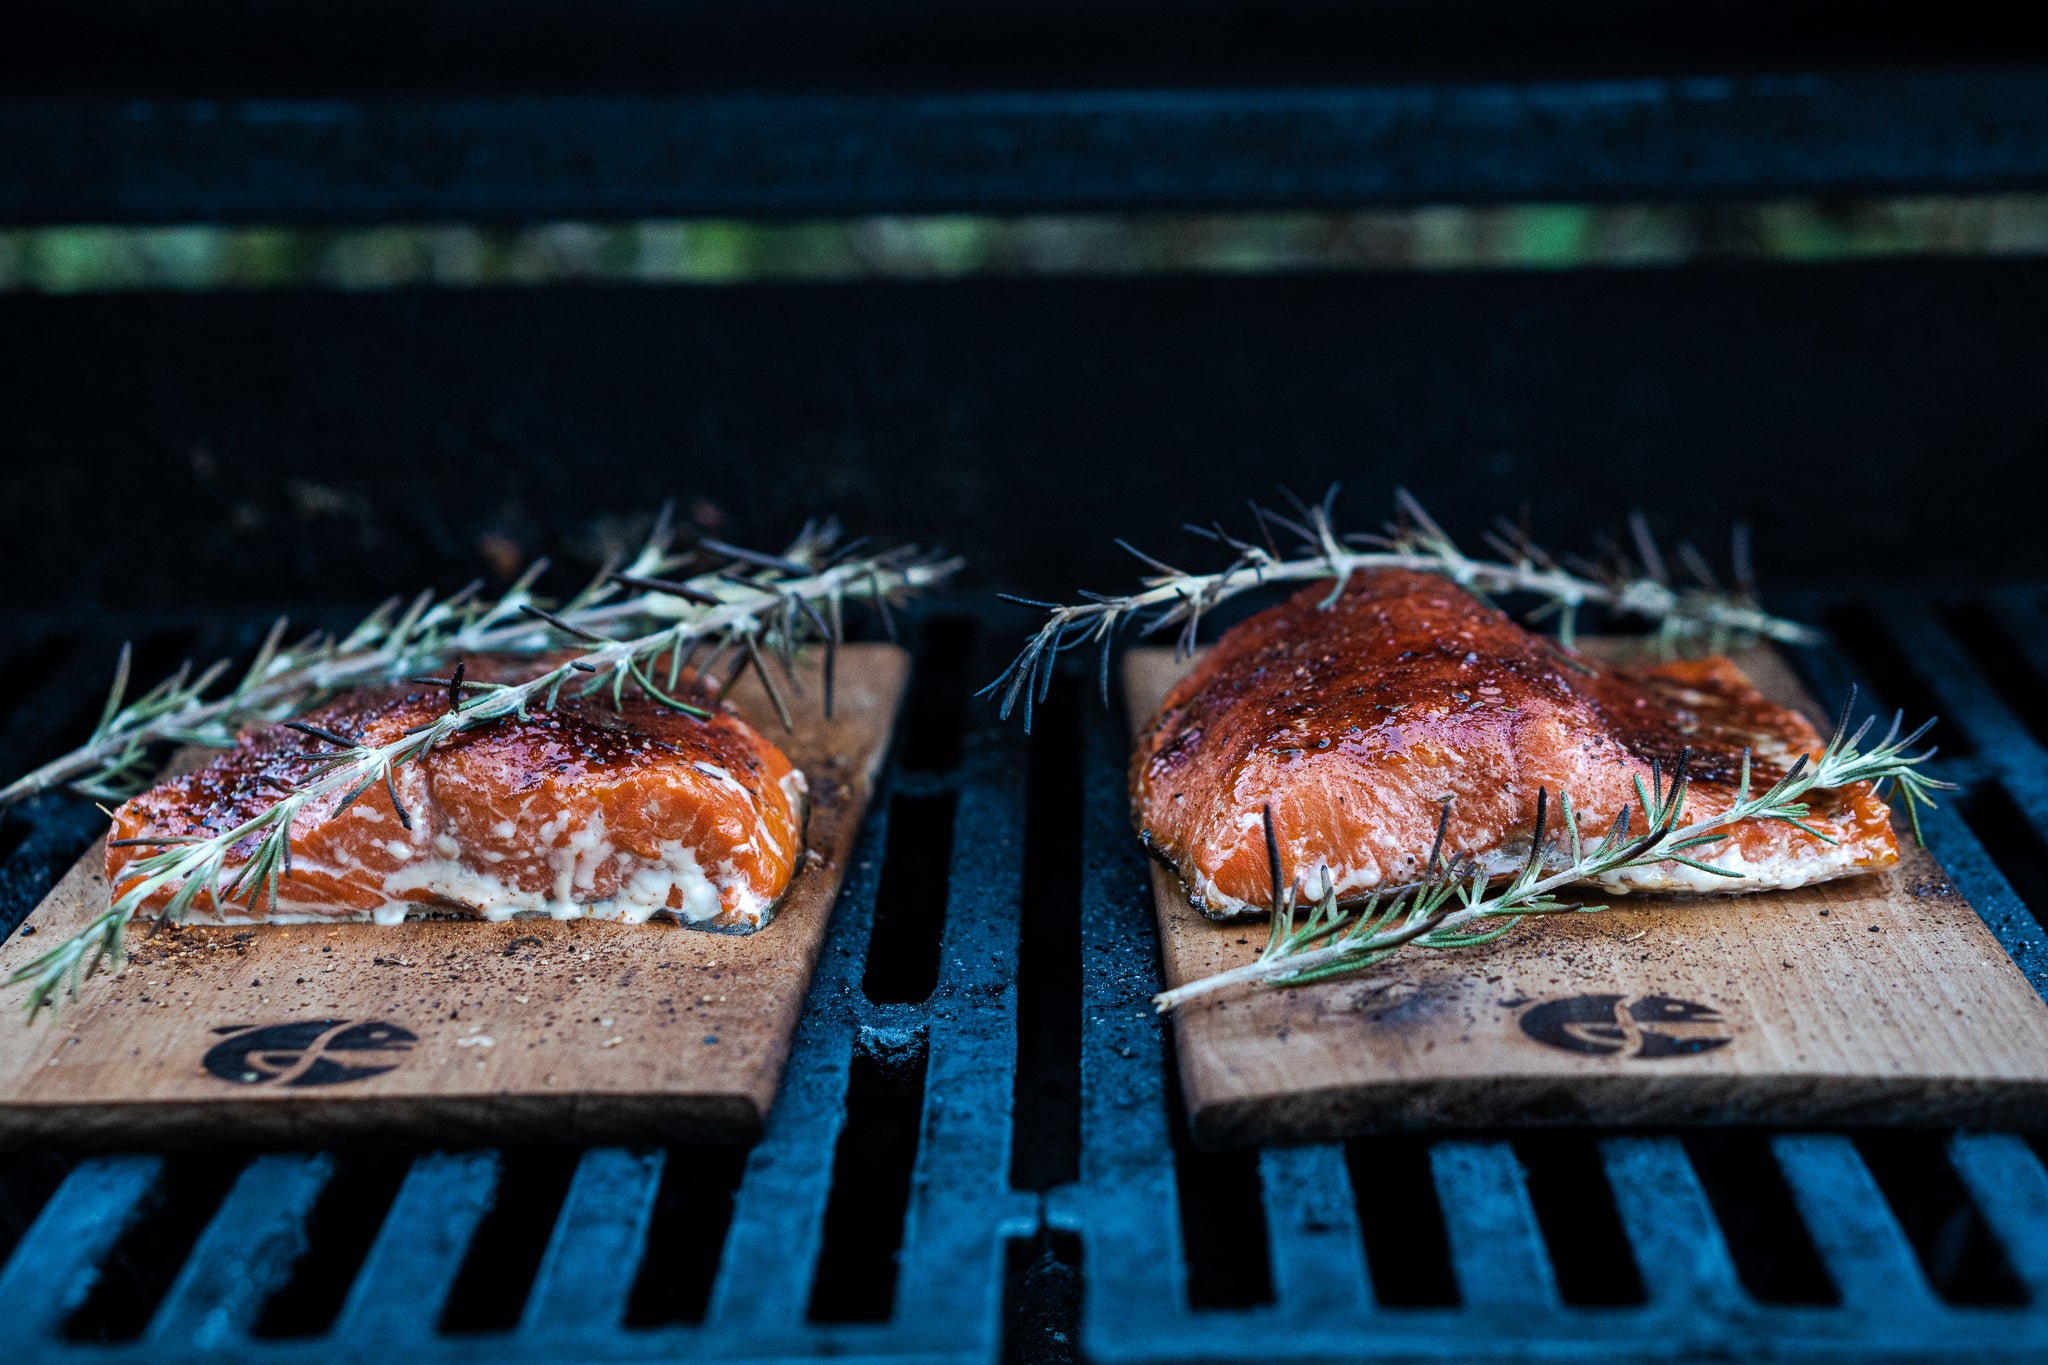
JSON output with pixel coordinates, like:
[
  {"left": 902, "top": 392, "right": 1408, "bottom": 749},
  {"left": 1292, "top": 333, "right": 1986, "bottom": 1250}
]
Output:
[{"left": 4, "top": 258, "right": 2043, "bottom": 613}]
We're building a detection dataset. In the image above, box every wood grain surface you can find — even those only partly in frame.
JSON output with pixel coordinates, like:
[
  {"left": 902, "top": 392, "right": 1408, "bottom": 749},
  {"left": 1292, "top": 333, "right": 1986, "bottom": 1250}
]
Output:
[
  {"left": 1127, "top": 644, "right": 2048, "bottom": 1148},
  {"left": 0, "top": 644, "right": 908, "bottom": 1148}
]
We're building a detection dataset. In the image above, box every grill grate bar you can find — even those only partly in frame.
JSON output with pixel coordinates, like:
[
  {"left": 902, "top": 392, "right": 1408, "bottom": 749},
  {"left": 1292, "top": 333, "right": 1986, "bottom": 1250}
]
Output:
[
  {"left": 1258, "top": 1144, "right": 1374, "bottom": 1319},
  {"left": 0, "top": 1155, "right": 163, "bottom": 1339},
  {"left": 1948, "top": 1133, "right": 2048, "bottom": 1300},
  {"left": 1429, "top": 1140, "right": 1559, "bottom": 1310},
  {"left": 146, "top": 1152, "right": 335, "bottom": 1346},
  {"left": 1599, "top": 1136, "right": 1745, "bottom": 1314},
  {"left": 520, "top": 1147, "right": 665, "bottom": 1334},
  {"left": 332, "top": 1150, "right": 501, "bottom": 1342}
]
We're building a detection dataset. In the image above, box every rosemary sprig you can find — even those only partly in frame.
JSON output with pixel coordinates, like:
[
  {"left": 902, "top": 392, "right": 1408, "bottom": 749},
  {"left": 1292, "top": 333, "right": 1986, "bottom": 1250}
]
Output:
[
  {"left": 2, "top": 512, "right": 954, "bottom": 808},
  {"left": 1152, "top": 691, "right": 1952, "bottom": 1013},
  {"left": 5, "top": 520, "right": 959, "bottom": 1020},
  {"left": 984, "top": 487, "right": 1816, "bottom": 728}
]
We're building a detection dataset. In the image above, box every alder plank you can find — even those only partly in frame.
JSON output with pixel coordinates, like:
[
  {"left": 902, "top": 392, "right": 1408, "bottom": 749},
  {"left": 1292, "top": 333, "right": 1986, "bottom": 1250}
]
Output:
[
  {"left": 1127, "top": 644, "right": 2048, "bottom": 1148},
  {"left": 0, "top": 644, "right": 907, "bottom": 1147}
]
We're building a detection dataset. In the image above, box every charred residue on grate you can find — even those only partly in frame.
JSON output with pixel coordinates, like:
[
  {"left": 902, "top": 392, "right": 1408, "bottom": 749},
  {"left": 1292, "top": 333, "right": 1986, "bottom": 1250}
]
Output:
[
  {"left": 1683, "top": 1132, "right": 1838, "bottom": 1305},
  {"left": 1822, "top": 603, "right": 1976, "bottom": 758},
  {"left": 436, "top": 1147, "right": 583, "bottom": 1334},
  {"left": 1164, "top": 1032, "right": 1272, "bottom": 1309},
  {"left": 1011, "top": 668, "right": 1082, "bottom": 1192},
  {"left": 807, "top": 1034, "right": 929, "bottom": 1322},
  {"left": 1961, "top": 782, "right": 2048, "bottom": 933},
  {"left": 250, "top": 1148, "right": 413, "bottom": 1338},
  {"left": 1856, "top": 1131, "right": 2027, "bottom": 1306},
  {"left": 63, "top": 1151, "right": 247, "bottom": 1342},
  {"left": 1345, "top": 1135, "right": 1460, "bottom": 1306},
  {"left": 624, "top": 1142, "right": 751, "bottom": 1327},
  {"left": 1513, "top": 1134, "right": 1645, "bottom": 1306},
  {"left": 1002, "top": 1230, "right": 1081, "bottom": 1365}
]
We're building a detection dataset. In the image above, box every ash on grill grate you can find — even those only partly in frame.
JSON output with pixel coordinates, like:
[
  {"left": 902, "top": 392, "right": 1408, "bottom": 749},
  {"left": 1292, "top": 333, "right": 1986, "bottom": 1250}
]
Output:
[
  {"left": 1683, "top": 1132, "right": 1839, "bottom": 1305},
  {"left": 1856, "top": 1131, "right": 2028, "bottom": 1306}
]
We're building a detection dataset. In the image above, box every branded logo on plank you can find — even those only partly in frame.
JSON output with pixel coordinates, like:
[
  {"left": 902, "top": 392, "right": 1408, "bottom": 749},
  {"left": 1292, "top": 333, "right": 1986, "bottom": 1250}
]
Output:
[
  {"left": 203, "top": 1019, "right": 416, "bottom": 1087},
  {"left": 1518, "top": 995, "right": 1732, "bottom": 1058}
]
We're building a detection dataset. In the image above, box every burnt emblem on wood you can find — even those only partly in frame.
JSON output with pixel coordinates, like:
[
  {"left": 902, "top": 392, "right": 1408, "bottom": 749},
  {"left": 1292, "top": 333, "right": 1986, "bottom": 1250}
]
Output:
[
  {"left": 203, "top": 1019, "right": 417, "bottom": 1087},
  {"left": 1519, "top": 994, "right": 1733, "bottom": 1058}
]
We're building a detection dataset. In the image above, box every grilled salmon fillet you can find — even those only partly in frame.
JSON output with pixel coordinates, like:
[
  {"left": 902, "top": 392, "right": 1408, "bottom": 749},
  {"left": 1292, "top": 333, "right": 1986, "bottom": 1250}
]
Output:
[
  {"left": 107, "top": 657, "right": 808, "bottom": 930},
  {"left": 1132, "top": 570, "right": 1897, "bottom": 919}
]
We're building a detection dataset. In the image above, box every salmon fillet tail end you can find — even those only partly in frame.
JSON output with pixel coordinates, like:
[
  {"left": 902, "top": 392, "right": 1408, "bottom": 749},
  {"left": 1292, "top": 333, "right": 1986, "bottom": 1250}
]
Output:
[
  {"left": 105, "top": 659, "right": 808, "bottom": 932},
  {"left": 1131, "top": 571, "right": 1900, "bottom": 920}
]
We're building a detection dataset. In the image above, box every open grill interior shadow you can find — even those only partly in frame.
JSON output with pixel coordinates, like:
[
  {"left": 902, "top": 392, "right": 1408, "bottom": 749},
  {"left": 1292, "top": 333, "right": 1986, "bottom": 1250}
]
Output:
[
  {"left": 1856, "top": 1132, "right": 2028, "bottom": 1305},
  {"left": 63, "top": 1151, "right": 247, "bottom": 1342},
  {"left": 0, "top": 1150, "right": 73, "bottom": 1269},
  {"left": 899, "top": 617, "right": 974, "bottom": 774},
  {"left": 808, "top": 1043, "right": 928, "bottom": 1322},
  {"left": 1164, "top": 1035, "right": 1272, "bottom": 1309},
  {"left": 1682, "top": 1133, "right": 1838, "bottom": 1305},
  {"left": 861, "top": 792, "right": 956, "bottom": 1005},
  {"left": 1002, "top": 1231, "right": 1081, "bottom": 1365},
  {"left": 1514, "top": 1134, "right": 1645, "bottom": 1306},
  {"left": 1011, "top": 670, "right": 1081, "bottom": 1192},
  {"left": 624, "top": 1142, "right": 751, "bottom": 1327},
  {"left": 1345, "top": 1136, "right": 1460, "bottom": 1307},
  {"left": 437, "top": 1147, "right": 581, "bottom": 1335},
  {"left": 1939, "top": 601, "right": 2048, "bottom": 751},
  {"left": 1961, "top": 782, "right": 2048, "bottom": 932},
  {"left": 251, "top": 1148, "right": 413, "bottom": 1338},
  {"left": 1822, "top": 604, "right": 1976, "bottom": 757}
]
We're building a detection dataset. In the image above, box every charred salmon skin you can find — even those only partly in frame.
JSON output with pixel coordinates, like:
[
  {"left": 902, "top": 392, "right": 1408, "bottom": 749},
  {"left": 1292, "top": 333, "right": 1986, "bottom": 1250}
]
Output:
[
  {"left": 1132, "top": 570, "right": 1897, "bottom": 919},
  {"left": 107, "top": 658, "right": 807, "bottom": 930}
]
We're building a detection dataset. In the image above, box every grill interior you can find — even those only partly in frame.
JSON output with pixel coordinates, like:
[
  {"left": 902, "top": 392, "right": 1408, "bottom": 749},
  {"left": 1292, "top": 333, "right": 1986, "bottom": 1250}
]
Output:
[{"left": 2, "top": 592, "right": 2048, "bottom": 1362}]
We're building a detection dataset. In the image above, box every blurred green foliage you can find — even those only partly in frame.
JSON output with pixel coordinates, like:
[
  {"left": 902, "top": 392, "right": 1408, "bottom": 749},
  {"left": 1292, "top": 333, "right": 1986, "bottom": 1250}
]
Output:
[{"left": 4, "top": 197, "right": 2046, "bottom": 291}]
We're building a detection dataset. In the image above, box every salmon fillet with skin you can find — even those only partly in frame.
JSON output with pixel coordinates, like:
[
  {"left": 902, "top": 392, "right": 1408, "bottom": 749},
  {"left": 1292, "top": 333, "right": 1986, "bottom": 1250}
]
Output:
[
  {"left": 107, "top": 658, "right": 808, "bottom": 930},
  {"left": 1131, "top": 570, "right": 1898, "bottom": 919}
]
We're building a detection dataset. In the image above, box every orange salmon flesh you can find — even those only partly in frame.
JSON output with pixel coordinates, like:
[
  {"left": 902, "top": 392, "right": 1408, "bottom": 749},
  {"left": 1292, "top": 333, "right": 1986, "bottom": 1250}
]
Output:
[{"left": 1131, "top": 571, "right": 1898, "bottom": 919}]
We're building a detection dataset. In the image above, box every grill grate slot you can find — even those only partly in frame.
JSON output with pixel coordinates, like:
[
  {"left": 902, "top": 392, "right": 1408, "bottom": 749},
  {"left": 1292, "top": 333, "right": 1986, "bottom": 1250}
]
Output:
[
  {"left": 1165, "top": 1032, "right": 1273, "bottom": 1310},
  {"left": 1939, "top": 601, "right": 2048, "bottom": 752},
  {"left": 1961, "top": 782, "right": 2048, "bottom": 932},
  {"left": 1012, "top": 669, "right": 1083, "bottom": 1193},
  {"left": 1821, "top": 603, "right": 1978, "bottom": 757},
  {"left": 807, "top": 1040, "right": 929, "bottom": 1322},
  {"left": 1002, "top": 1231, "right": 1082, "bottom": 1365},
  {"left": 1682, "top": 1131, "right": 1840, "bottom": 1305},
  {"left": 1855, "top": 1131, "right": 2029, "bottom": 1306},
  {"left": 1345, "top": 1135, "right": 1461, "bottom": 1307},
  {"left": 1513, "top": 1133, "right": 1645, "bottom": 1306},
  {"left": 251, "top": 1149, "right": 414, "bottom": 1338},
  {"left": 898, "top": 617, "right": 975, "bottom": 774},
  {"left": 435, "top": 1147, "right": 582, "bottom": 1335},
  {"left": 62, "top": 1151, "right": 246, "bottom": 1342},
  {"left": 861, "top": 792, "right": 957, "bottom": 1005},
  {"left": 623, "top": 1143, "right": 750, "bottom": 1327}
]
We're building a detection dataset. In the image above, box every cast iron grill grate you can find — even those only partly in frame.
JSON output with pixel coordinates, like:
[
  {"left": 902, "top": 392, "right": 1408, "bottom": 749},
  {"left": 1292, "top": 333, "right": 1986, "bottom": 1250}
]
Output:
[{"left": 1, "top": 592, "right": 2047, "bottom": 1362}]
